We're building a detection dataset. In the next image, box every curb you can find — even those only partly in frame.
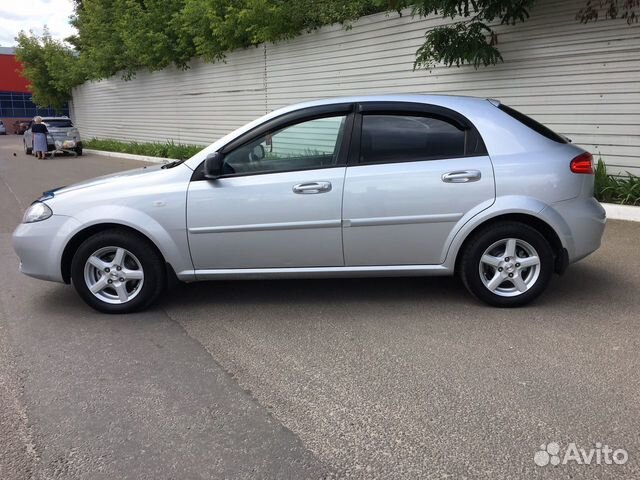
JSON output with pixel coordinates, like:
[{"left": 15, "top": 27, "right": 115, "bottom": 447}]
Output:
[
  {"left": 84, "top": 149, "right": 171, "bottom": 164},
  {"left": 602, "top": 203, "right": 640, "bottom": 222}
]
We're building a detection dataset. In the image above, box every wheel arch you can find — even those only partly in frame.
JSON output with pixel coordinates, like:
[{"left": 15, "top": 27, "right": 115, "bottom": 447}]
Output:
[
  {"left": 61, "top": 223, "right": 167, "bottom": 284},
  {"left": 452, "top": 213, "right": 567, "bottom": 275}
]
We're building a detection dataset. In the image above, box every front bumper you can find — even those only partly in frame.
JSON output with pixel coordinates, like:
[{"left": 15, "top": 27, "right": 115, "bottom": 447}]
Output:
[{"left": 12, "top": 214, "right": 81, "bottom": 283}]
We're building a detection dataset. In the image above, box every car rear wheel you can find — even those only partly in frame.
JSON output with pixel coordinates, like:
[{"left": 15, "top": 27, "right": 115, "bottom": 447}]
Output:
[
  {"left": 24, "top": 140, "right": 32, "bottom": 155},
  {"left": 459, "top": 222, "right": 554, "bottom": 307},
  {"left": 71, "top": 229, "right": 165, "bottom": 313}
]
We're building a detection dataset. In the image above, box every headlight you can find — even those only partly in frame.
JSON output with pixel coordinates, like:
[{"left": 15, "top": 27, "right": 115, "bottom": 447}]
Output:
[{"left": 23, "top": 202, "right": 53, "bottom": 223}]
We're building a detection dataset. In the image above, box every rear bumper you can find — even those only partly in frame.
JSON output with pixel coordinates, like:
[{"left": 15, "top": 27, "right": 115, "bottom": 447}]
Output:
[
  {"left": 545, "top": 197, "right": 606, "bottom": 264},
  {"left": 46, "top": 135, "right": 81, "bottom": 151},
  {"left": 12, "top": 215, "right": 81, "bottom": 283}
]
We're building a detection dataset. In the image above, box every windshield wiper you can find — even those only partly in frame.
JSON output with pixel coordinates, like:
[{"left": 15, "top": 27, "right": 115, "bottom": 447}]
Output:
[{"left": 161, "top": 159, "right": 186, "bottom": 169}]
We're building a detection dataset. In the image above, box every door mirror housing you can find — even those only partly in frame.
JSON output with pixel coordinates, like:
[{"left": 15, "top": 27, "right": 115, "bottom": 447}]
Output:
[{"left": 204, "top": 151, "right": 225, "bottom": 179}]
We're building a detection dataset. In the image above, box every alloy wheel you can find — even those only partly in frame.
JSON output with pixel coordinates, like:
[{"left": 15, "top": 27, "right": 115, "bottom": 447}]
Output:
[
  {"left": 83, "top": 246, "right": 145, "bottom": 304},
  {"left": 478, "top": 238, "right": 541, "bottom": 297}
]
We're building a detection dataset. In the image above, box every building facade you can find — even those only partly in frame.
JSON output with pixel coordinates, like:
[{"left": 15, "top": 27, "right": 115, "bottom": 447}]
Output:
[
  {"left": 0, "top": 47, "right": 69, "bottom": 133},
  {"left": 70, "top": 0, "right": 640, "bottom": 175}
]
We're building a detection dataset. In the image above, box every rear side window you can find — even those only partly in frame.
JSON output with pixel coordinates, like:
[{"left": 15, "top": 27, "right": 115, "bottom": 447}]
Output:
[
  {"left": 360, "top": 114, "right": 466, "bottom": 164},
  {"left": 498, "top": 104, "right": 567, "bottom": 143}
]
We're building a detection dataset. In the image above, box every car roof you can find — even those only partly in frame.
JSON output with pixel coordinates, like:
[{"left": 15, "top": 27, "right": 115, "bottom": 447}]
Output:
[
  {"left": 185, "top": 94, "right": 501, "bottom": 170},
  {"left": 182, "top": 93, "right": 568, "bottom": 169},
  {"left": 279, "top": 94, "right": 492, "bottom": 111}
]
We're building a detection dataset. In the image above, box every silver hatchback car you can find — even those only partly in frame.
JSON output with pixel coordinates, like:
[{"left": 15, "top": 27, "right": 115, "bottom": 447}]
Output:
[
  {"left": 12, "top": 95, "right": 606, "bottom": 313},
  {"left": 23, "top": 117, "right": 83, "bottom": 156}
]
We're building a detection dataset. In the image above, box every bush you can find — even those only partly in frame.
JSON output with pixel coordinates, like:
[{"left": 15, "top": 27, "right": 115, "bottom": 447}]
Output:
[
  {"left": 595, "top": 158, "right": 640, "bottom": 206},
  {"left": 84, "top": 138, "right": 202, "bottom": 160}
]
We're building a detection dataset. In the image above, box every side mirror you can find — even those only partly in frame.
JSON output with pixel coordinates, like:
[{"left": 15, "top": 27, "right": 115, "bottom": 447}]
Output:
[{"left": 204, "top": 151, "right": 225, "bottom": 179}]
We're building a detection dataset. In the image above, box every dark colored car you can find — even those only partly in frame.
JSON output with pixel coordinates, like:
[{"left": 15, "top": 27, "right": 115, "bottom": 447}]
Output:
[{"left": 13, "top": 120, "right": 30, "bottom": 135}]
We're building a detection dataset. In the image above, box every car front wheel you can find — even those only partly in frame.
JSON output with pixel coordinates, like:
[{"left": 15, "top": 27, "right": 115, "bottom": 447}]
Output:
[
  {"left": 459, "top": 222, "right": 554, "bottom": 307},
  {"left": 70, "top": 229, "right": 165, "bottom": 313}
]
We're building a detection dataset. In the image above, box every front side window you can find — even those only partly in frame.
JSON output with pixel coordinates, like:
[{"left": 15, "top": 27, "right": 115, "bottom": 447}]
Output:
[
  {"left": 360, "top": 114, "right": 466, "bottom": 164},
  {"left": 222, "top": 115, "right": 347, "bottom": 175}
]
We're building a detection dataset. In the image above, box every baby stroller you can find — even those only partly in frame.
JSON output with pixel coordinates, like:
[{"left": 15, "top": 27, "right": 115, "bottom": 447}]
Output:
[{"left": 44, "top": 132, "right": 78, "bottom": 158}]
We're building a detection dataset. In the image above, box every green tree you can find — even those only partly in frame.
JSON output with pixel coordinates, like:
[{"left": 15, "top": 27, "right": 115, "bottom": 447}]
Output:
[
  {"left": 15, "top": 0, "right": 639, "bottom": 110},
  {"left": 14, "top": 29, "right": 84, "bottom": 111},
  {"left": 171, "top": 0, "right": 383, "bottom": 63},
  {"left": 577, "top": 0, "right": 639, "bottom": 24},
  {"left": 407, "top": 0, "right": 536, "bottom": 69},
  {"left": 409, "top": 0, "right": 637, "bottom": 69}
]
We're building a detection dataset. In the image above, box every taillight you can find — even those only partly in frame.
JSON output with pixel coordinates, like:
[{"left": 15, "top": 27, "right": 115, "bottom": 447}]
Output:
[{"left": 570, "top": 152, "right": 594, "bottom": 174}]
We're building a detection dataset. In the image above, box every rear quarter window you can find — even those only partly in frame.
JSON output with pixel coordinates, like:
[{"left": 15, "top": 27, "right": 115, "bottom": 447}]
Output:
[{"left": 498, "top": 104, "right": 567, "bottom": 143}]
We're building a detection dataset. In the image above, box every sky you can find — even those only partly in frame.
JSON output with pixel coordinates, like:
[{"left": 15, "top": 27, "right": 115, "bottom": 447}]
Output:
[{"left": 0, "top": 0, "right": 76, "bottom": 47}]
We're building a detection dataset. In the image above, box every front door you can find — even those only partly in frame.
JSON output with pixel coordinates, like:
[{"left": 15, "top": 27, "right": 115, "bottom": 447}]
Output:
[
  {"left": 187, "top": 111, "right": 352, "bottom": 270},
  {"left": 342, "top": 106, "right": 495, "bottom": 266}
]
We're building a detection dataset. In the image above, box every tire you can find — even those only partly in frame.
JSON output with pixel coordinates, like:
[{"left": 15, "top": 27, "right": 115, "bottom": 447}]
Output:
[
  {"left": 70, "top": 229, "right": 165, "bottom": 313},
  {"left": 75, "top": 147, "right": 83, "bottom": 156},
  {"left": 459, "top": 222, "right": 554, "bottom": 307},
  {"left": 24, "top": 141, "right": 32, "bottom": 155}
]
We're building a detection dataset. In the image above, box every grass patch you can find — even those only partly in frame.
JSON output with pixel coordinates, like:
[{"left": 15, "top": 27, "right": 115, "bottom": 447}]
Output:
[
  {"left": 84, "top": 138, "right": 203, "bottom": 160},
  {"left": 595, "top": 158, "right": 640, "bottom": 206}
]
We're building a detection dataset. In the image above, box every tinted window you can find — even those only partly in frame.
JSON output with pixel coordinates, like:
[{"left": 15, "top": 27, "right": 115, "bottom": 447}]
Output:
[
  {"left": 44, "top": 119, "right": 73, "bottom": 128},
  {"left": 498, "top": 104, "right": 567, "bottom": 143},
  {"left": 223, "top": 115, "right": 346, "bottom": 175},
  {"left": 360, "top": 115, "right": 465, "bottom": 164}
]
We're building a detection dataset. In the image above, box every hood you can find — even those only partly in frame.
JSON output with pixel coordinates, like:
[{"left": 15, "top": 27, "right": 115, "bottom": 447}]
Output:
[{"left": 45, "top": 165, "right": 164, "bottom": 197}]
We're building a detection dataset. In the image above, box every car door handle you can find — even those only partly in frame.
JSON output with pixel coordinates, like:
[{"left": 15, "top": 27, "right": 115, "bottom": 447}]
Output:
[
  {"left": 441, "top": 170, "right": 482, "bottom": 183},
  {"left": 292, "top": 182, "right": 332, "bottom": 194}
]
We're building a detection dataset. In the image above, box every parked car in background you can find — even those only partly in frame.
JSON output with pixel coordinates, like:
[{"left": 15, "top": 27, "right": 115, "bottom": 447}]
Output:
[
  {"left": 23, "top": 117, "right": 83, "bottom": 156},
  {"left": 13, "top": 120, "right": 29, "bottom": 135},
  {"left": 12, "top": 95, "right": 606, "bottom": 313},
  {"left": 0, "top": 121, "right": 6, "bottom": 135}
]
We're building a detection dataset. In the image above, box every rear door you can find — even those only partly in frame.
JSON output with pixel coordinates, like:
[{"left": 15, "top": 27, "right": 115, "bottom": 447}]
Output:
[{"left": 342, "top": 102, "right": 495, "bottom": 266}]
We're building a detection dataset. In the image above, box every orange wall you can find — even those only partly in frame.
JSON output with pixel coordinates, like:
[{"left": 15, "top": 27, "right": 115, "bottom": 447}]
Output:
[{"left": 0, "top": 54, "right": 30, "bottom": 93}]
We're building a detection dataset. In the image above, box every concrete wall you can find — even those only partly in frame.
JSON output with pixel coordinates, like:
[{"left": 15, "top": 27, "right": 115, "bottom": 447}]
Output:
[{"left": 71, "top": 0, "right": 640, "bottom": 175}]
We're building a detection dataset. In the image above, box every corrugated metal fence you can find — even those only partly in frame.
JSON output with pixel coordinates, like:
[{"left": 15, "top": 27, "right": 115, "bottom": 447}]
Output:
[{"left": 70, "top": 0, "right": 640, "bottom": 175}]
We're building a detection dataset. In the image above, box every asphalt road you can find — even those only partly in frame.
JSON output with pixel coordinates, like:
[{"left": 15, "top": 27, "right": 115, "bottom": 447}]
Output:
[{"left": 1, "top": 134, "right": 639, "bottom": 479}]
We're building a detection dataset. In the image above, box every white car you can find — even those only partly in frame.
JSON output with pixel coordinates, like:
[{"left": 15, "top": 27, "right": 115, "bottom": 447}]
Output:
[{"left": 12, "top": 95, "right": 606, "bottom": 313}]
